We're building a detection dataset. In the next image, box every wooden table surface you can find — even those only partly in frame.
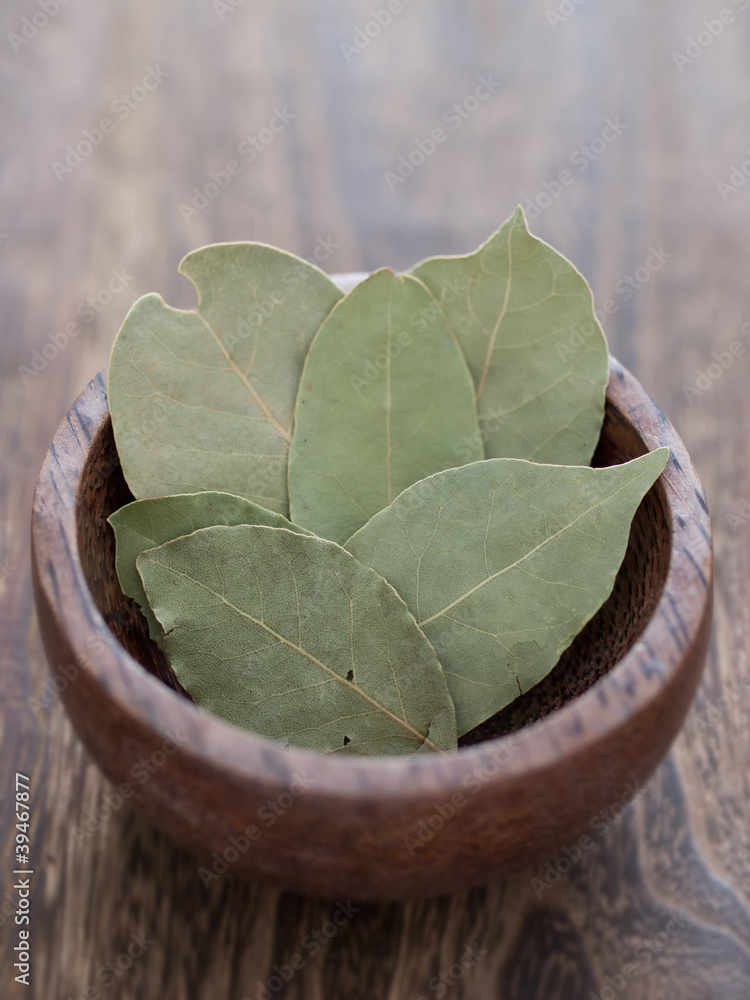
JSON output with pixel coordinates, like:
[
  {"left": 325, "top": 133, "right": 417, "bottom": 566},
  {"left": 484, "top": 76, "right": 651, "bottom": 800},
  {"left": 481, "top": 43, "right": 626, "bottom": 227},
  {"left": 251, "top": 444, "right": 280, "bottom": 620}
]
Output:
[{"left": 2, "top": 1, "right": 750, "bottom": 997}]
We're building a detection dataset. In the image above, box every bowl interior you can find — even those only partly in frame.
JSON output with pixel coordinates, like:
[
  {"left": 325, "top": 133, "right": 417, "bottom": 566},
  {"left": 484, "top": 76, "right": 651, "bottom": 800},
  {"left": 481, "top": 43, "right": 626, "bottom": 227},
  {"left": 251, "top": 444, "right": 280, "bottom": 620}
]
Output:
[{"left": 76, "top": 398, "right": 671, "bottom": 748}]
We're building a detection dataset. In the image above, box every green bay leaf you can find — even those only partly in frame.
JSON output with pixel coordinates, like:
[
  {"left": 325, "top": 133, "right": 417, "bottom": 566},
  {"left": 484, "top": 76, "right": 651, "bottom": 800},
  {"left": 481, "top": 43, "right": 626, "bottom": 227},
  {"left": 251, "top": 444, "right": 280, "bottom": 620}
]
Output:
[
  {"left": 411, "top": 207, "right": 609, "bottom": 466},
  {"left": 108, "top": 244, "right": 344, "bottom": 515},
  {"left": 346, "top": 449, "right": 669, "bottom": 736},
  {"left": 108, "top": 491, "right": 311, "bottom": 648},
  {"left": 288, "top": 269, "right": 483, "bottom": 544},
  {"left": 137, "top": 525, "right": 458, "bottom": 755}
]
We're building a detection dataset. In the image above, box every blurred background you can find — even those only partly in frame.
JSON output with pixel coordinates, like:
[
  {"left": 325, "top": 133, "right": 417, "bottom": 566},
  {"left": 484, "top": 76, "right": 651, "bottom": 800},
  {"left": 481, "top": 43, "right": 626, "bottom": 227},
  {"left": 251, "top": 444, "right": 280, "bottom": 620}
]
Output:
[{"left": 2, "top": 1, "right": 750, "bottom": 997}]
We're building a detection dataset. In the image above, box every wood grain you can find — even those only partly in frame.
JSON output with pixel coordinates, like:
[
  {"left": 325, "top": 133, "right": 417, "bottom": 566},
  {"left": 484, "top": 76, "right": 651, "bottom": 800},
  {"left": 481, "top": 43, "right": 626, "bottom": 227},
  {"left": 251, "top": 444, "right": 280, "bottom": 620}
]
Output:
[{"left": 2, "top": 0, "right": 749, "bottom": 997}]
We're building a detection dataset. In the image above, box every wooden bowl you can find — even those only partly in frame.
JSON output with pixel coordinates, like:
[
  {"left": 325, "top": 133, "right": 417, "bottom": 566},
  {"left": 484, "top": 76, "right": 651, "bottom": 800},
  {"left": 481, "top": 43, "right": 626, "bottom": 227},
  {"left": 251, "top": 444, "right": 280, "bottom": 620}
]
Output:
[{"left": 31, "top": 347, "right": 712, "bottom": 901}]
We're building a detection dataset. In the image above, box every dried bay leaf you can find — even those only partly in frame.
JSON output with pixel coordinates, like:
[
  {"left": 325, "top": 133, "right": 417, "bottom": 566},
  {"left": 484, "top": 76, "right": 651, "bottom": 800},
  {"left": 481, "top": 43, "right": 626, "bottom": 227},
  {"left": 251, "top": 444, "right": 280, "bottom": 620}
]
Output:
[
  {"left": 137, "top": 525, "right": 458, "bottom": 755},
  {"left": 108, "top": 244, "right": 344, "bottom": 515},
  {"left": 288, "top": 269, "right": 483, "bottom": 544},
  {"left": 412, "top": 207, "right": 609, "bottom": 466},
  {"left": 346, "top": 449, "right": 669, "bottom": 736},
  {"left": 108, "top": 491, "right": 312, "bottom": 648}
]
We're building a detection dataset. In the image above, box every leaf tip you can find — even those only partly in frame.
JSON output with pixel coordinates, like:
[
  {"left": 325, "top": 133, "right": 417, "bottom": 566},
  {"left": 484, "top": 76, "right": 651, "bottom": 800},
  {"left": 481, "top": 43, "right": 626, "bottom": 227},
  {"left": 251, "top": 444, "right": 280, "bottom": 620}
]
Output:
[
  {"left": 512, "top": 203, "right": 531, "bottom": 234},
  {"left": 654, "top": 445, "right": 671, "bottom": 472}
]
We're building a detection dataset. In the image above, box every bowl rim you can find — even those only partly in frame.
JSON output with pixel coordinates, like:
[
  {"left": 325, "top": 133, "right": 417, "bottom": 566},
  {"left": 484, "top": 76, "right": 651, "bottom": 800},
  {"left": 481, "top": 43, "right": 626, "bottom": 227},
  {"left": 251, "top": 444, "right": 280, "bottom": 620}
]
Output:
[{"left": 31, "top": 356, "right": 712, "bottom": 803}]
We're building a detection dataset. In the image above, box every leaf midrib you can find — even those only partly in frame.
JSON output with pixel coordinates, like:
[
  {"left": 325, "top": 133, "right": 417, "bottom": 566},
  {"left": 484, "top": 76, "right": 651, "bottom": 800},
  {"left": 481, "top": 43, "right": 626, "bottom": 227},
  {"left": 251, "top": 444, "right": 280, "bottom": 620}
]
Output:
[
  {"left": 195, "top": 312, "right": 292, "bottom": 443},
  {"left": 145, "top": 555, "right": 442, "bottom": 753},
  {"left": 418, "top": 472, "right": 644, "bottom": 627},
  {"left": 475, "top": 213, "right": 516, "bottom": 401}
]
